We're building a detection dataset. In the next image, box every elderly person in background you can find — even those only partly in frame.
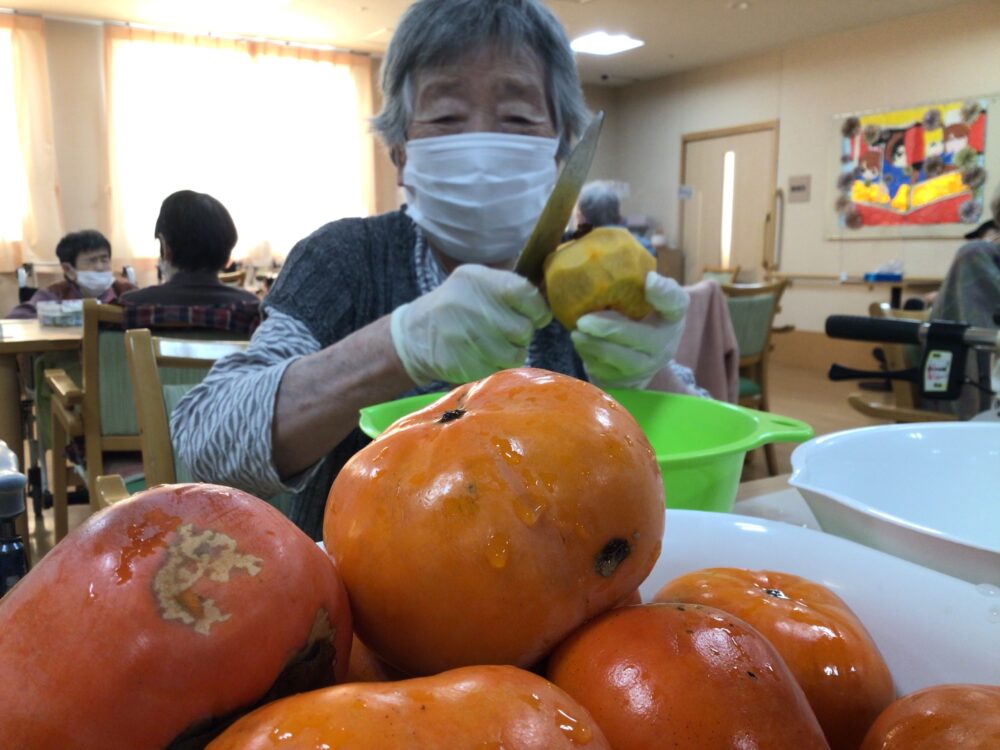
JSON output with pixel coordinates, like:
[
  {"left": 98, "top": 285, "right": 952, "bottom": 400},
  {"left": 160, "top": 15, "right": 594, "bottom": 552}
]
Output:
[
  {"left": 574, "top": 180, "right": 656, "bottom": 255},
  {"left": 919, "top": 185, "right": 1000, "bottom": 419},
  {"left": 121, "top": 190, "right": 259, "bottom": 307},
  {"left": 172, "top": 0, "right": 696, "bottom": 539},
  {"left": 6, "top": 230, "right": 135, "bottom": 319}
]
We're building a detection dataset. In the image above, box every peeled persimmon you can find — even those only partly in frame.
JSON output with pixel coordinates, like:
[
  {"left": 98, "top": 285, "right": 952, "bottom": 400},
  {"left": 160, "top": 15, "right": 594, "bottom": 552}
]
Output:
[
  {"left": 547, "top": 602, "right": 830, "bottom": 750},
  {"left": 324, "top": 367, "right": 665, "bottom": 676},
  {"left": 654, "top": 567, "right": 894, "bottom": 750},
  {"left": 544, "top": 226, "right": 655, "bottom": 330}
]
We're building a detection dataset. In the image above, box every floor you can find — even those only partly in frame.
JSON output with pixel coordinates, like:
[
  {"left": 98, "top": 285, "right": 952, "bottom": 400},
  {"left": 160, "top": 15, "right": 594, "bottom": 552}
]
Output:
[
  {"left": 23, "top": 360, "right": 888, "bottom": 563},
  {"left": 739, "top": 362, "right": 885, "bottom": 481}
]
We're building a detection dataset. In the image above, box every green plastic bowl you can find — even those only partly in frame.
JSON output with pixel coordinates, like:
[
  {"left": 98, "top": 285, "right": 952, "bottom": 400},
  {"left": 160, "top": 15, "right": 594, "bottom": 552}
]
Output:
[{"left": 358, "top": 388, "right": 813, "bottom": 513}]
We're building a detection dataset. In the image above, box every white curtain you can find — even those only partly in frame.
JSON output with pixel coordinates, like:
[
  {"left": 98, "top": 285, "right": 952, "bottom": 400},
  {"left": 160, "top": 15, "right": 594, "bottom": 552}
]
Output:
[
  {"left": 105, "top": 26, "right": 374, "bottom": 265},
  {"left": 0, "top": 15, "right": 63, "bottom": 272}
]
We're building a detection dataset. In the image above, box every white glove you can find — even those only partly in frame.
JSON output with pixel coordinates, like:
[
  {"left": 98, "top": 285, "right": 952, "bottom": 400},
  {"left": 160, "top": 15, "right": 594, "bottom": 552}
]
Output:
[
  {"left": 571, "top": 272, "right": 689, "bottom": 390},
  {"left": 391, "top": 264, "right": 552, "bottom": 385}
]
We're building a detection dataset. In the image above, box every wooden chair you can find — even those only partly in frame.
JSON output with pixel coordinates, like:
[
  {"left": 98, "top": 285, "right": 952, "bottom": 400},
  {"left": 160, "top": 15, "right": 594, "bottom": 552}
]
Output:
[
  {"left": 45, "top": 300, "right": 138, "bottom": 540},
  {"left": 721, "top": 279, "right": 789, "bottom": 475},
  {"left": 44, "top": 302, "right": 244, "bottom": 541},
  {"left": 846, "top": 302, "right": 958, "bottom": 424},
  {"left": 218, "top": 268, "right": 247, "bottom": 286},
  {"left": 124, "top": 329, "right": 248, "bottom": 487},
  {"left": 702, "top": 265, "right": 741, "bottom": 285},
  {"left": 94, "top": 474, "right": 131, "bottom": 509}
]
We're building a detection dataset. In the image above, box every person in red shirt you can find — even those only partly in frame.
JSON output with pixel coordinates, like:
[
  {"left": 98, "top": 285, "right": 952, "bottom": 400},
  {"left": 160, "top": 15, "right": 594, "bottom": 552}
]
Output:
[{"left": 6, "top": 230, "right": 136, "bottom": 319}]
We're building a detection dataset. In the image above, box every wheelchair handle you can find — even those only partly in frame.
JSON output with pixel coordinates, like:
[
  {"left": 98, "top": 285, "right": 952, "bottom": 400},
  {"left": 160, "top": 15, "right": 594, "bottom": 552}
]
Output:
[{"left": 826, "top": 315, "right": 1000, "bottom": 351}]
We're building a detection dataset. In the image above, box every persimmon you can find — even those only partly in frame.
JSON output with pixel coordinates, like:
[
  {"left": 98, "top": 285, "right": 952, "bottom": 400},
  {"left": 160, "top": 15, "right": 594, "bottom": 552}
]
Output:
[
  {"left": 0, "top": 484, "right": 353, "bottom": 750},
  {"left": 654, "top": 567, "right": 894, "bottom": 750},
  {"left": 547, "top": 602, "right": 830, "bottom": 749},
  {"left": 325, "top": 367, "right": 664, "bottom": 676},
  {"left": 544, "top": 226, "right": 655, "bottom": 330},
  {"left": 860, "top": 684, "right": 1000, "bottom": 749},
  {"left": 208, "top": 664, "right": 612, "bottom": 749},
  {"left": 344, "top": 634, "right": 408, "bottom": 684}
]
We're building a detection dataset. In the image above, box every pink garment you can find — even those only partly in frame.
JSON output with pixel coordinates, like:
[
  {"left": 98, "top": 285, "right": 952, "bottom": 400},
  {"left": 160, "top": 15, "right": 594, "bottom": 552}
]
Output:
[{"left": 675, "top": 279, "right": 740, "bottom": 403}]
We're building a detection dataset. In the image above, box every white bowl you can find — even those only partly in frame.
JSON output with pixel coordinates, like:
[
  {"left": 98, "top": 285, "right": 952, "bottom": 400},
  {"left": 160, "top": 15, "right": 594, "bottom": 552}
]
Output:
[
  {"left": 788, "top": 423, "right": 1000, "bottom": 585},
  {"left": 642, "top": 509, "right": 1000, "bottom": 695}
]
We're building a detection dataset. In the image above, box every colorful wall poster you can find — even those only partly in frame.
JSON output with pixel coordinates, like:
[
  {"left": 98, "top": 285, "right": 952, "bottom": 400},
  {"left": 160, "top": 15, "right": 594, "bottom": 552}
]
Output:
[{"left": 834, "top": 99, "right": 988, "bottom": 230}]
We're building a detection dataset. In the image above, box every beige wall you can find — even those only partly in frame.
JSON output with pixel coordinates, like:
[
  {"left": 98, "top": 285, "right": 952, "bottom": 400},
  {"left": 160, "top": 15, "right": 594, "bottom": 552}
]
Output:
[{"left": 614, "top": 0, "right": 1000, "bottom": 330}]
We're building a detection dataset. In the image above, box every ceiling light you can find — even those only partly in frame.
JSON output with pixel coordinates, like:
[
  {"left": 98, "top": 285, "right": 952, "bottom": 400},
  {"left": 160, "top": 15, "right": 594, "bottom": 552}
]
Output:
[
  {"left": 570, "top": 31, "right": 645, "bottom": 56},
  {"left": 728, "top": 1, "right": 751, "bottom": 9}
]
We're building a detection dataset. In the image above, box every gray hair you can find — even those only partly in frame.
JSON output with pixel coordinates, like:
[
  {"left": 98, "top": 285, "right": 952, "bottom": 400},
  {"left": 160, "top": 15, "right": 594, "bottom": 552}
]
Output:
[
  {"left": 577, "top": 180, "right": 625, "bottom": 227},
  {"left": 371, "top": 0, "right": 590, "bottom": 161}
]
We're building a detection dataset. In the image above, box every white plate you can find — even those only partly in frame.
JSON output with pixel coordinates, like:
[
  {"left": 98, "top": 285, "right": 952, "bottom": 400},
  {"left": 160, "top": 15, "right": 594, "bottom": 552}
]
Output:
[
  {"left": 641, "top": 509, "right": 1000, "bottom": 695},
  {"left": 788, "top": 423, "right": 1000, "bottom": 585}
]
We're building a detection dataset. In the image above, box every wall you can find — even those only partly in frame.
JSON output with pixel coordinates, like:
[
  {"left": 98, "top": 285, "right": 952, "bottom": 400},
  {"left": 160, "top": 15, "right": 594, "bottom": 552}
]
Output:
[{"left": 614, "top": 0, "right": 1000, "bottom": 330}]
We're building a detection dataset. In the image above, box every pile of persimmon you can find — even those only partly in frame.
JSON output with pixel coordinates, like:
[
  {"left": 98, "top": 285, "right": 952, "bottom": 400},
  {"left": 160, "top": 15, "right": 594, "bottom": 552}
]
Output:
[{"left": 2, "top": 366, "right": 997, "bottom": 749}]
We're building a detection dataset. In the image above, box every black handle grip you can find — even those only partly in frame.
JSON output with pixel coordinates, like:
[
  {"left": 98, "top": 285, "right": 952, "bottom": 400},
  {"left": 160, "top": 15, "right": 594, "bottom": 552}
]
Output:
[{"left": 825, "top": 315, "right": 922, "bottom": 345}]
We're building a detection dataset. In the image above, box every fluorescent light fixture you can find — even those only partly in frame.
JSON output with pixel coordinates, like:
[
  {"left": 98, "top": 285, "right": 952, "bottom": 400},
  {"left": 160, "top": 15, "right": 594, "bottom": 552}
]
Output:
[{"left": 571, "top": 31, "right": 644, "bottom": 56}]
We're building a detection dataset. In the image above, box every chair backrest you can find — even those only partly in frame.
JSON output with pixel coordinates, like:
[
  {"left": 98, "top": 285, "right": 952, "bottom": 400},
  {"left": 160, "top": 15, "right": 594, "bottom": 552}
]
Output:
[
  {"left": 721, "top": 280, "right": 788, "bottom": 364},
  {"left": 869, "top": 301, "right": 928, "bottom": 410},
  {"left": 703, "top": 265, "right": 741, "bottom": 285},
  {"left": 218, "top": 268, "right": 247, "bottom": 286},
  {"left": 124, "top": 329, "right": 248, "bottom": 486}
]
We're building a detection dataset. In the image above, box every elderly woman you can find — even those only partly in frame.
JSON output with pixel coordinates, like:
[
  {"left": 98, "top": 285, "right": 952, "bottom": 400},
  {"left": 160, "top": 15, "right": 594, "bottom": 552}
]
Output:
[{"left": 172, "top": 0, "right": 697, "bottom": 539}]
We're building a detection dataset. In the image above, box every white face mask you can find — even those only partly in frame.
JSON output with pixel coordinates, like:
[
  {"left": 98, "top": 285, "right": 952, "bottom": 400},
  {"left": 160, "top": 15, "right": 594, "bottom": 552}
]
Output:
[
  {"left": 402, "top": 132, "right": 559, "bottom": 264},
  {"left": 74, "top": 270, "right": 114, "bottom": 297}
]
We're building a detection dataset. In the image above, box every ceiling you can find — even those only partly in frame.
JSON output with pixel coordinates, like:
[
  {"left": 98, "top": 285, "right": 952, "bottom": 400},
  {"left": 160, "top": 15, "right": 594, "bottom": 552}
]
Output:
[{"left": 4, "top": 0, "right": 973, "bottom": 84}]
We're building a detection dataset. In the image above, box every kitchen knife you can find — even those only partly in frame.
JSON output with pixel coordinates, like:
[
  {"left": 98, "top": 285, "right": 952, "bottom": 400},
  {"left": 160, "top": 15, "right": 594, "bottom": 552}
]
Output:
[{"left": 513, "top": 110, "right": 605, "bottom": 284}]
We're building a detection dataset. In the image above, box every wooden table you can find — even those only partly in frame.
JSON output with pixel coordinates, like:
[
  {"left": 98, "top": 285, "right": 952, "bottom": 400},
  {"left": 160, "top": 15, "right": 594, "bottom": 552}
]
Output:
[{"left": 0, "top": 319, "right": 83, "bottom": 553}]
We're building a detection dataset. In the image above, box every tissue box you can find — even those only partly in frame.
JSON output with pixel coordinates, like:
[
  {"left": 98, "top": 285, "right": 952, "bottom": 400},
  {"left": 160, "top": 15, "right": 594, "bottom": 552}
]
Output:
[
  {"left": 36, "top": 300, "right": 83, "bottom": 327},
  {"left": 862, "top": 272, "right": 903, "bottom": 282}
]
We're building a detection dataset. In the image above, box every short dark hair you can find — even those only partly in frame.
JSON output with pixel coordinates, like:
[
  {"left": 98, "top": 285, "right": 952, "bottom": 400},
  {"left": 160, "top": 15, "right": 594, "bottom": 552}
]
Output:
[
  {"left": 155, "top": 190, "right": 238, "bottom": 272},
  {"left": 55, "top": 230, "right": 111, "bottom": 267}
]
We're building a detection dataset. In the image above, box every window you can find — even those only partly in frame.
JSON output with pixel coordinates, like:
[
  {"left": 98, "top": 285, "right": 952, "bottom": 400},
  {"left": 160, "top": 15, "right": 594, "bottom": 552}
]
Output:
[
  {"left": 720, "top": 149, "right": 735, "bottom": 270},
  {"left": 106, "top": 27, "right": 374, "bottom": 263},
  {"left": 0, "top": 24, "right": 30, "bottom": 242}
]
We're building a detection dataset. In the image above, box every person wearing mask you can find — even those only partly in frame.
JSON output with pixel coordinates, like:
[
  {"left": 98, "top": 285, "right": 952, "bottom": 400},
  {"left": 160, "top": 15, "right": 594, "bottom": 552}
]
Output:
[
  {"left": 121, "top": 190, "right": 259, "bottom": 307},
  {"left": 6, "top": 230, "right": 135, "bottom": 319},
  {"left": 172, "top": 0, "right": 696, "bottom": 539}
]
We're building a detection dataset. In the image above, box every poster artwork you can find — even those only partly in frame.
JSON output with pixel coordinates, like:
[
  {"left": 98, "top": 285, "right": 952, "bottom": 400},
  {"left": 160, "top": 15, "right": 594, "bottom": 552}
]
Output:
[{"left": 835, "top": 99, "right": 988, "bottom": 229}]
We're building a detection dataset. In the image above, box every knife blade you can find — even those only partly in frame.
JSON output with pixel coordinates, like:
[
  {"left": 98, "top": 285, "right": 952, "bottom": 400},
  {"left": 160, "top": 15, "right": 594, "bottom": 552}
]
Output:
[{"left": 514, "top": 110, "right": 605, "bottom": 285}]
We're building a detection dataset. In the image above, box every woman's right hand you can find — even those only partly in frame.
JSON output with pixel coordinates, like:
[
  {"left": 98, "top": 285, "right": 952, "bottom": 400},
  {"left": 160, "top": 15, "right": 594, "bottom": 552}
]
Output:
[{"left": 390, "top": 265, "right": 552, "bottom": 385}]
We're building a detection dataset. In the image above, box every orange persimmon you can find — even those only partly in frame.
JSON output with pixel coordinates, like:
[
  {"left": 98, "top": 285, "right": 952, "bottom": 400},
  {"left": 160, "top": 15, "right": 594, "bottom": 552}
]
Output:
[
  {"left": 860, "top": 684, "right": 1000, "bottom": 749},
  {"left": 547, "top": 602, "right": 830, "bottom": 750},
  {"left": 208, "top": 664, "right": 612, "bottom": 749},
  {"left": 324, "top": 367, "right": 665, "bottom": 676},
  {"left": 654, "top": 567, "right": 895, "bottom": 750},
  {"left": 0, "top": 484, "right": 352, "bottom": 750}
]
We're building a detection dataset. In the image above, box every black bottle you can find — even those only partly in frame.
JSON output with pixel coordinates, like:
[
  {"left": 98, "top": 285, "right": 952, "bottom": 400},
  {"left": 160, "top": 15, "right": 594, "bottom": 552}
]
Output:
[{"left": 0, "top": 440, "right": 29, "bottom": 597}]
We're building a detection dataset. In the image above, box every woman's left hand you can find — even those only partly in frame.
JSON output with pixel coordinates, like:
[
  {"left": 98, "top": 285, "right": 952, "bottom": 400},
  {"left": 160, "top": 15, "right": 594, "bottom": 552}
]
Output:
[{"left": 571, "top": 272, "right": 689, "bottom": 390}]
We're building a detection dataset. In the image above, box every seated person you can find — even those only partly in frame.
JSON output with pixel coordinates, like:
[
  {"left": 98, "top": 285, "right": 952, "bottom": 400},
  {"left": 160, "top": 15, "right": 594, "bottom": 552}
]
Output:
[
  {"left": 121, "top": 190, "right": 259, "bottom": 307},
  {"left": 574, "top": 180, "right": 656, "bottom": 255},
  {"left": 6, "top": 230, "right": 136, "bottom": 319},
  {"left": 920, "top": 186, "right": 1000, "bottom": 419},
  {"left": 171, "top": 0, "right": 698, "bottom": 540}
]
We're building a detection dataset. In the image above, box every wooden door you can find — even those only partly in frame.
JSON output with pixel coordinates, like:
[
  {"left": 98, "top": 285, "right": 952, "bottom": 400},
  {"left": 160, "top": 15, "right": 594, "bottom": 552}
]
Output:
[{"left": 680, "top": 124, "right": 778, "bottom": 283}]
